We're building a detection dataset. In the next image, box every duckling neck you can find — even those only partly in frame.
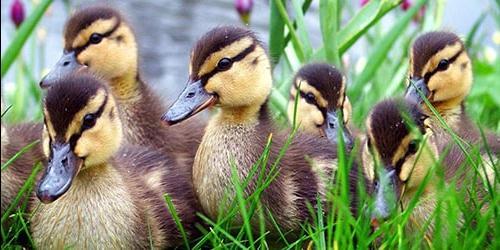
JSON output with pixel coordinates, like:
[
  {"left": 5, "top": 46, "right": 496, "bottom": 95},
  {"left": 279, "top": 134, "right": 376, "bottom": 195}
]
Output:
[
  {"left": 193, "top": 103, "right": 269, "bottom": 218},
  {"left": 110, "top": 69, "right": 141, "bottom": 101},
  {"left": 31, "top": 163, "right": 145, "bottom": 248},
  {"left": 218, "top": 104, "right": 263, "bottom": 125},
  {"left": 427, "top": 101, "right": 464, "bottom": 131}
]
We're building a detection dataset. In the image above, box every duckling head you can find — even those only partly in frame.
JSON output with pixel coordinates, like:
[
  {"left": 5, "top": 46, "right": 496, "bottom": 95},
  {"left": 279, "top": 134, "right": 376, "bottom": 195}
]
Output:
[
  {"left": 288, "top": 63, "right": 352, "bottom": 146},
  {"left": 162, "top": 26, "right": 272, "bottom": 125},
  {"left": 37, "top": 73, "right": 122, "bottom": 203},
  {"left": 364, "top": 99, "right": 436, "bottom": 221},
  {"left": 40, "top": 6, "right": 138, "bottom": 92},
  {"left": 406, "top": 31, "right": 472, "bottom": 112}
]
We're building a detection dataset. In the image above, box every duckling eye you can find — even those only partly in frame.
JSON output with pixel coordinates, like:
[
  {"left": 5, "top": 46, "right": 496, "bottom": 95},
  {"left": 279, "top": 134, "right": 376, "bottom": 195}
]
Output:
[
  {"left": 82, "top": 114, "right": 97, "bottom": 130},
  {"left": 217, "top": 58, "right": 232, "bottom": 71},
  {"left": 304, "top": 93, "right": 316, "bottom": 104},
  {"left": 437, "top": 59, "right": 449, "bottom": 71},
  {"left": 408, "top": 139, "right": 419, "bottom": 154},
  {"left": 89, "top": 33, "right": 103, "bottom": 44}
]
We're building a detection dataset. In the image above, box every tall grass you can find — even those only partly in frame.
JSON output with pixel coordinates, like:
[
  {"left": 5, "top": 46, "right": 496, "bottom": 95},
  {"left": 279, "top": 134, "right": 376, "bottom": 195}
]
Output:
[{"left": 1, "top": 0, "right": 498, "bottom": 249}]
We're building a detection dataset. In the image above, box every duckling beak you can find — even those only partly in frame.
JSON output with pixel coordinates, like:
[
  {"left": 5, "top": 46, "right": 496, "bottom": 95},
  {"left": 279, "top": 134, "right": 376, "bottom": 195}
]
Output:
[
  {"left": 371, "top": 168, "right": 400, "bottom": 226},
  {"left": 36, "top": 142, "right": 82, "bottom": 203},
  {"left": 323, "top": 109, "right": 353, "bottom": 148},
  {"left": 39, "top": 51, "right": 85, "bottom": 89},
  {"left": 405, "top": 77, "right": 429, "bottom": 104},
  {"left": 161, "top": 79, "right": 216, "bottom": 125}
]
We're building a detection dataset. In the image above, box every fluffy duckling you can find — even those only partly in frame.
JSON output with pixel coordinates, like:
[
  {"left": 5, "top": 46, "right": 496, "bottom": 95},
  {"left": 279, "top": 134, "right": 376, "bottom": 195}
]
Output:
[
  {"left": 31, "top": 73, "right": 197, "bottom": 248},
  {"left": 1, "top": 101, "right": 45, "bottom": 220},
  {"left": 39, "top": 5, "right": 203, "bottom": 160},
  {"left": 405, "top": 31, "right": 499, "bottom": 153},
  {"left": 287, "top": 63, "right": 353, "bottom": 147},
  {"left": 362, "top": 99, "right": 491, "bottom": 236},
  {"left": 162, "top": 26, "right": 360, "bottom": 231}
]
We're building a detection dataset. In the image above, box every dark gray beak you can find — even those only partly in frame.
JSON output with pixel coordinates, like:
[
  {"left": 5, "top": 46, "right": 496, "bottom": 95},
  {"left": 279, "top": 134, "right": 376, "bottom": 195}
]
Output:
[
  {"left": 161, "top": 79, "right": 216, "bottom": 126},
  {"left": 36, "top": 142, "right": 82, "bottom": 203},
  {"left": 39, "top": 51, "right": 85, "bottom": 89},
  {"left": 371, "top": 167, "right": 399, "bottom": 222},
  {"left": 405, "top": 77, "right": 429, "bottom": 104},
  {"left": 323, "top": 109, "right": 353, "bottom": 148}
]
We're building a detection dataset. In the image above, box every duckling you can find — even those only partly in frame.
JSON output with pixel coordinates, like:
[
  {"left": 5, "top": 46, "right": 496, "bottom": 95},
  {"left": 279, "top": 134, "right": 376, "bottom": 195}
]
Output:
[
  {"left": 287, "top": 63, "right": 353, "bottom": 147},
  {"left": 1, "top": 101, "right": 45, "bottom": 219},
  {"left": 31, "top": 73, "right": 197, "bottom": 248},
  {"left": 161, "top": 26, "right": 360, "bottom": 232},
  {"left": 405, "top": 31, "right": 499, "bottom": 154},
  {"left": 39, "top": 5, "right": 203, "bottom": 161},
  {"left": 362, "top": 98, "right": 491, "bottom": 236}
]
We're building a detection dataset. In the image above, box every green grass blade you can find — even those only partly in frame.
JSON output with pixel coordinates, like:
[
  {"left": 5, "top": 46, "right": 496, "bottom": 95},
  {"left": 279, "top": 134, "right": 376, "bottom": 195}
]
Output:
[
  {"left": 269, "top": 0, "right": 286, "bottom": 66},
  {"left": 164, "top": 194, "right": 191, "bottom": 250},
  {"left": 1, "top": 140, "right": 40, "bottom": 171},
  {"left": 351, "top": 0, "right": 428, "bottom": 92},
  {"left": 1, "top": 0, "right": 53, "bottom": 78},
  {"left": 320, "top": 0, "right": 341, "bottom": 66},
  {"left": 272, "top": 0, "right": 306, "bottom": 62}
]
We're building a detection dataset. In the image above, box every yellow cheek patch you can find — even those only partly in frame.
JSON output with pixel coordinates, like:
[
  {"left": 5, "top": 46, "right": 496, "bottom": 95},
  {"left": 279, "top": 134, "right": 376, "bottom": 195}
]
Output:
[
  {"left": 296, "top": 79, "right": 328, "bottom": 108},
  {"left": 71, "top": 18, "right": 118, "bottom": 48},
  {"left": 421, "top": 43, "right": 462, "bottom": 75},
  {"left": 197, "top": 37, "right": 254, "bottom": 77},
  {"left": 64, "top": 90, "right": 107, "bottom": 140}
]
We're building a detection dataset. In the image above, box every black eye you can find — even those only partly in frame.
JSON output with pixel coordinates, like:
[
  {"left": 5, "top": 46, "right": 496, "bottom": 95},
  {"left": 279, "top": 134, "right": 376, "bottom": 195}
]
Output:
[
  {"left": 82, "top": 114, "right": 97, "bottom": 130},
  {"left": 304, "top": 93, "right": 316, "bottom": 104},
  {"left": 437, "top": 59, "right": 449, "bottom": 71},
  {"left": 408, "top": 139, "right": 419, "bottom": 154},
  {"left": 217, "top": 58, "right": 232, "bottom": 71},
  {"left": 89, "top": 33, "right": 103, "bottom": 44}
]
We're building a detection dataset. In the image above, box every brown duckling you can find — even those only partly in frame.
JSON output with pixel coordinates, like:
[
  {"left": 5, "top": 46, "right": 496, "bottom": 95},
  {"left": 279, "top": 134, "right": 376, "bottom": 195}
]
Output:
[
  {"left": 287, "top": 63, "right": 354, "bottom": 147},
  {"left": 161, "top": 26, "right": 361, "bottom": 232},
  {"left": 362, "top": 98, "right": 492, "bottom": 236},
  {"left": 39, "top": 5, "right": 203, "bottom": 161},
  {"left": 1, "top": 102, "right": 45, "bottom": 219},
  {"left": 31, "top": 73, "right": 197, "bottom": 248},
  {"left": 405, "top": 31, "right": 499, "bottom": 155}
]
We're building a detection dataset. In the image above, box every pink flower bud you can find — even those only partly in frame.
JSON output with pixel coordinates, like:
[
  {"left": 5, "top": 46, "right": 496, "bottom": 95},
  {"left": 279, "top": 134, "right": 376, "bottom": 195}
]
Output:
[
  {"left": 400, "top": 0, "right": 411, "bottom": 11},
  {"left": 235, "top": 0, "right": 253, "bottom": 24},
  {"left": 10, "top": 0, "right": 25, "bottom": 29},
  {"left": 360, "top": 0, "right": 370, "bottom": 7}
]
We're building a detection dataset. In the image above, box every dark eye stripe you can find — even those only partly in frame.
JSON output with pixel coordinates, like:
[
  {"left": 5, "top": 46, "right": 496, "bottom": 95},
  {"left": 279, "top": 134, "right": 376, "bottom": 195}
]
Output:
[
  {"left": 424, "top": 48, "right": 464, "bottom": 82},
  {"left": 199, "top": 42, "right": 257, "bottom": 85},
  {"left": 73, "top": 20, "right": 121, "bottom": 55},
  {"left": 69, "top": 94, "right": 108, "bottom": 151}
]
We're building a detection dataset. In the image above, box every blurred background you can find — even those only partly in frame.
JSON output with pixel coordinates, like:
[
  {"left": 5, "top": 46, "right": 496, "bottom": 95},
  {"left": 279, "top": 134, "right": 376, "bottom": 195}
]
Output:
[{"left": 1, "top": 0, "right": 499, "bottom": 129}]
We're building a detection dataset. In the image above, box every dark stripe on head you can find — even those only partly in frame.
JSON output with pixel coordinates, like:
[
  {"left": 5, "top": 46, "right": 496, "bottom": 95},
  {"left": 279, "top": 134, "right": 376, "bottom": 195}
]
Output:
[
  {"left": 44, "top": 73, "right": 108, "bottom": 138},
  {"left": 200, "top": 42, "right": 257, "bottom": 84},
  {"left": 412, "top": 31, "right": 463, "bottom": 77},
  {"left": 191, "top": 25, "right": 260, "bottom": 79},
  {"left": 422, "top": 48, "right": 464, "bottom": 83},
  {"left": 69, "top": 94, "right": 108, "bottom": 150},
  {"left": 64, "top": 5, "right": 123, "bottom": 51},
  {"left": 368, "top": 99, "right": 425, "bottom": 164},
  {"left": 294, "top": 63, "right": 344, "bottom": 110}
]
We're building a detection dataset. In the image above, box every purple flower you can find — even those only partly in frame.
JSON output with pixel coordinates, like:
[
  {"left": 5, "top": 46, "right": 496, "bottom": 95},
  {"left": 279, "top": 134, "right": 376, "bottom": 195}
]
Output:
[
  {"left": 235, "top": 0, "right": 253, "bottom": 24},
  {"left": 10, "top": 0, "right": 25, "bottom": 29}
]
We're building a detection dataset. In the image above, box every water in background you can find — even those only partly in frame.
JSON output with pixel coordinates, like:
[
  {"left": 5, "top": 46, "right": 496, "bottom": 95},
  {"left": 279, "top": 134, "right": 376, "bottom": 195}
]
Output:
[{"left": 1, "top": 0, "right": 496, "bottom": 104}]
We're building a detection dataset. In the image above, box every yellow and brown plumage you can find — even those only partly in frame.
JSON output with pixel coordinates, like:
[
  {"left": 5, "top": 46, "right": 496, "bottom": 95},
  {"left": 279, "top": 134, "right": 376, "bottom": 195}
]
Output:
[
  {"left": 30, "top": 73, "right": 198, "bottom": 248},
  {"left": 287, "top": 63, "right": 354, "bottom": 147},
  {"left": 405, "top": 31, "right": 499, "bottom": 164},
  {"left": 161, "top": 26, "right": 361, "bottom": 232},
  {"left": 363, "top": 98, "right": 492, "bottom": 237},
  {"left": 40, "top": 5, "right": 204, "bottom": 165}
]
